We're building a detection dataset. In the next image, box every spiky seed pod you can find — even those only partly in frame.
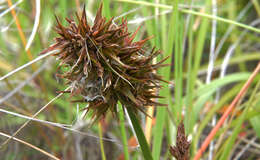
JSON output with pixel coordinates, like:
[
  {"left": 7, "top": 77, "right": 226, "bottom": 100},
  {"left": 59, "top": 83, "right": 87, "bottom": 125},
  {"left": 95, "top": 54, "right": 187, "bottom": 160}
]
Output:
[
  {"left": 169, "top": 122, "right": 191, "bottom": 160},
  {"left": 41, "top": 4, "right": 168, "bottom": 121}
]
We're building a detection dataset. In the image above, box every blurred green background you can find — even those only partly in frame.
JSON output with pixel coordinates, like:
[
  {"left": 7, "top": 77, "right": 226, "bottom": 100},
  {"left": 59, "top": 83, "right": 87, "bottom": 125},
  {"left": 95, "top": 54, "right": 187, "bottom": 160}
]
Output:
[{"left": 0, "top": 0, "right": 260, "bottom": 159}]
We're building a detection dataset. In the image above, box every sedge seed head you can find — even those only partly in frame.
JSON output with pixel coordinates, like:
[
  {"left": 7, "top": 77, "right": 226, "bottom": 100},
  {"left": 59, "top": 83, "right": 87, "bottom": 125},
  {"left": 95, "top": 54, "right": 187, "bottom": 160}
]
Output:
[
  {"left": 169, "top": 122, "right": 191, "bottom": 160},
  {"left": 41, "top": 4, "right": 168, "bottom": 121}
]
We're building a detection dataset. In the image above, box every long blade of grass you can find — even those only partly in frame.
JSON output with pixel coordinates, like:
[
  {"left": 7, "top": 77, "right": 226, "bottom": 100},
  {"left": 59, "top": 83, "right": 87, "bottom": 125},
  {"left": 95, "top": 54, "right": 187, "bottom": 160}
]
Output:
[
  {"left": 199, "top": 53, "right": 260, "bottom": 73},
  {"left": 152, "top": 0, "right": 175, "bottom": 158},
  {"left": 116, "top": 0, "right": 260, "bottom": 33},
  {"left": 196, "top": 73, "right": 251, "bottom": 96},
  {"left": 173, "top": 0, "right": 184, "bottom": 123},
  {"left": 143, "top": 0, "right": 159, "bottom": 146},
  {"left": 214, "top": 2, "right": 252, "bottom": 59},
  {"left": 186, "top": 0, "right": 210, "bottom": 134},
  {"left": 185, "top": 0, "right": 195, "bottom": 137}
]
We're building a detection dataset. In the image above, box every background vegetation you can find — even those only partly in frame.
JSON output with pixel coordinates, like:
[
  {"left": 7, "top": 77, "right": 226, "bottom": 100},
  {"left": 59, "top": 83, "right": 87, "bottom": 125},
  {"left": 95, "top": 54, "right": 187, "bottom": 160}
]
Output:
[{"left": 0, "top": 0, "right": 260, "bottom": 159}]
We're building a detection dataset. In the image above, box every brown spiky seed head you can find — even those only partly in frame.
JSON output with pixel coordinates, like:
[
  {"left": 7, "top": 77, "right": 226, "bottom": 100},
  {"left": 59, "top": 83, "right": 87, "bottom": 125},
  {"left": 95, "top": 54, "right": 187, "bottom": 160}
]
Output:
[
  {"left": 169, "top": 122, "right": 191, "bottom": 160},
  {"left": 41, "top": 4, "right": 168, "bottom": 121}
]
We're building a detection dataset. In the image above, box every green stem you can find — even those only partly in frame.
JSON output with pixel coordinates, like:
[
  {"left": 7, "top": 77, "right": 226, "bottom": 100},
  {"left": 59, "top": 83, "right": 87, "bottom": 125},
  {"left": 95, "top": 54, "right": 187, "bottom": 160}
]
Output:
[
  {"left": 119, "top": 103, "right": 130, "bottom": 160},
  {"left": 98, "top": 122, "right": 107, "bottom": 160},
  {"left": 126, "top": 107, "right": 153, "bottom": 160}
]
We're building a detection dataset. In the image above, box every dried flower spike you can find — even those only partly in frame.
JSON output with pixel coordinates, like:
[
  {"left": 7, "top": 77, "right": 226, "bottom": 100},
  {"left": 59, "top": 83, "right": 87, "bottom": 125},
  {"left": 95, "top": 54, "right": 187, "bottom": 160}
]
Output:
[
  {"left": 41, "top": 4, "right": 168, "bottom": 121},
  {"left": 169, "top": 122, "right": 191, "bottom": 160}
]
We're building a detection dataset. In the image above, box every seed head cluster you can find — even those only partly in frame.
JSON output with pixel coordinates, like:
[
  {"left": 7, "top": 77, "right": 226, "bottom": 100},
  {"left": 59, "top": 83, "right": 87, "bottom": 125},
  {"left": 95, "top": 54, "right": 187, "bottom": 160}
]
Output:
[
  {"left": 169, "top": 122, "right": 191, "bottom": 160},
  {"left": 41, "top": 4, "right": 168, "bottom": 121}
]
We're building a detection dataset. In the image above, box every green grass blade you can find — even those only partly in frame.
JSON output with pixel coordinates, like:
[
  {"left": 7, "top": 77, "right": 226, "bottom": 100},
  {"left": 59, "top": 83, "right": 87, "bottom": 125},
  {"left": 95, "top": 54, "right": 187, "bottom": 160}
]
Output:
[
  {"left": 185, "top": 0, "right": 195, "bottom": 136},
  {"left": 249, "top": 99, "right": 260, "bottom": 139},
  {"left": 152, "top": 106, "right": 166, "bottom": 160},
  {"left": 103, "top": 0, "right": 111, "bottom": 18},
  {"left": 185, "top": 0, "right": 210, "bottom": 134},
  {"left": 196, "top": 73, "right": 251, "bottom": 96},
  {"left": 116, "top": 0, "right": 260, "bottom": 33},
  {"left": 59, "top": 0, "right": 67, "bottom": 25},
  {"left": 152, "top": 0, "right": 176, "bottom": 159},
  {"left": 119, "top": 103, "right": 130, "bottom": 160},
  {"left": 152, "top": 0, "right": 179, "bottom": 157},
  {"left": 252, "top": 0, "right": 260, "bottom": 16},
  {"left": 173, "top": 0, "right": 183, "bottom": 123}
]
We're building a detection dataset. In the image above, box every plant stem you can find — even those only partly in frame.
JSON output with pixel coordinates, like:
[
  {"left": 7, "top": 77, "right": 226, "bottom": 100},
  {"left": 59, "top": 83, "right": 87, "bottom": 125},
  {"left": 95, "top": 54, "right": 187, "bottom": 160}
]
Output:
[
  {"left": 119, "top": 103, "right": 130, "bottom": 160},
  {"left": 98, "top": 122, "right": 107, "bottom": 160},
  {"left": 126, "top": 107, "right": 153, "bottom": 160}
]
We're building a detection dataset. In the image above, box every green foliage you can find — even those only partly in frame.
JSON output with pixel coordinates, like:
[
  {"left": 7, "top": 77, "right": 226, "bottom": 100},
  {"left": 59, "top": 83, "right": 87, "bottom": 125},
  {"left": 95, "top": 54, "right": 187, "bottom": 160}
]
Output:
[{"left": 0, "top": 0, "right": 260, "bottom": 159}]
